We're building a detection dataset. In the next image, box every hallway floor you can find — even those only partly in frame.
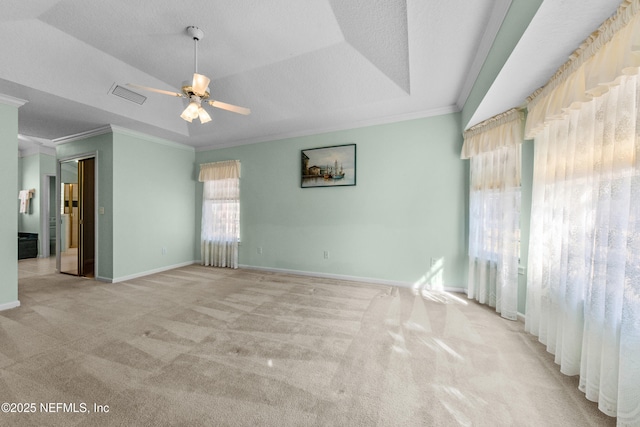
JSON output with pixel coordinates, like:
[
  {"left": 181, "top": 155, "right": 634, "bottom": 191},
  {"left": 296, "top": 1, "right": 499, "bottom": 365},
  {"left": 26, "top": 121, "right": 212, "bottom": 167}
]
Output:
[{"left": 18, "top": 256, "right": 56, "bottom": 279}]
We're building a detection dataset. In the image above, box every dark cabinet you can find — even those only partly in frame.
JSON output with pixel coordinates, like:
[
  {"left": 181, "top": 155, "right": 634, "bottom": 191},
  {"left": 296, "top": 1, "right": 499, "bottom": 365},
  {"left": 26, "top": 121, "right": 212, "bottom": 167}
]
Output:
[{"left": 18, "top": 233, "right": 38, "bottom": 259}]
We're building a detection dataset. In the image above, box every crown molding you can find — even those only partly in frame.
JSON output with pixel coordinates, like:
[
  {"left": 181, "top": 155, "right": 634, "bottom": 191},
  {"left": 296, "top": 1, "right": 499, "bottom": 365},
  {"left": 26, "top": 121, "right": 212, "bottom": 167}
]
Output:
[
  {"left": 18, "top": 134, "right": 56, "bottom": 157},
  {"left": 52, "top": 124, "right": 194, "bottom": 152},
  {"left": 53, "top": 125, "right": 113, "bottom": 145},
  {"left": 110, "top": 125, "right": 194, "bottom": 152},
  {"left": 19, "top": 145, "right": 56, "bottom": 157},
  {"left": 0, "top": 93, "right": 28, "bottom": 108},
  {"left": 18, "top": 134, "right": 53, "bottom": 144},
  {"left": 195, "top": 104, "right": 460, "bottom": 152}
]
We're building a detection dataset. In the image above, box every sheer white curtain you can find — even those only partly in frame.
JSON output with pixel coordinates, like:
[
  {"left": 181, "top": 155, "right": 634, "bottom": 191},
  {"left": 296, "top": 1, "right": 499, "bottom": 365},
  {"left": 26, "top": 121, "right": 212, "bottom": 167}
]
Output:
[
  {"left": 462, "top": 109, "right": 524, "bottom": 320},
  {"left": 525, "top": 2, "right": 640, "bottom": 424},
  {"left": 199, "top": 160, "right": 240, "bottom": 269}
]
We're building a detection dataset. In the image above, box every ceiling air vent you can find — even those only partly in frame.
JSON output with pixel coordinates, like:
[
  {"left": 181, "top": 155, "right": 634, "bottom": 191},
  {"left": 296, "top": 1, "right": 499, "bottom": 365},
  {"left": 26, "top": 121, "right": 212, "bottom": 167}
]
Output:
[{"left": 110, "top": 84, "right": 147, "bottom": 105}]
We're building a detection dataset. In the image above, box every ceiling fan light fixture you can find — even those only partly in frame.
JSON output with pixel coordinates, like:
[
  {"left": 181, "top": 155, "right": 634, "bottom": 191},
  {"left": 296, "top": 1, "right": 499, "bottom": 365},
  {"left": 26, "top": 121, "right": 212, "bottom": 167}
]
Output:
[
  {"left": 187, "top": 102, "right": 200, "bottom": 118},
  {"left": 198, "top": 107, "right": 212, "bottom": 124},
  {"left": 180, "top": 108, "right": 193, "bottom": 122},
  {"left": 192, "top": 73, "right": 211, "bottom": 97},
  {"left": 180, "top": 96, "right": 212, "bottom": 124},
  {"left": 181, "top": 99, "right": 200, "bottom": 122}
]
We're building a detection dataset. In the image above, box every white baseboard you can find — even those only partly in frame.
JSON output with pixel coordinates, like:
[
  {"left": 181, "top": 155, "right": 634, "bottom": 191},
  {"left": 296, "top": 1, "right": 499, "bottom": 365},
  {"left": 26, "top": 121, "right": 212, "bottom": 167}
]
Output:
[
  {"left": 0, "top": 300, "right": 21, "bottom": 312},
  {"left": 108, "top": 260, "right": 199, "bottom": 283},
  {"left": 239, "top": 264, "right": 466, "bottom": 293},
  {"left": 443, "top": 287, "right": 468, "bottom": 294}
]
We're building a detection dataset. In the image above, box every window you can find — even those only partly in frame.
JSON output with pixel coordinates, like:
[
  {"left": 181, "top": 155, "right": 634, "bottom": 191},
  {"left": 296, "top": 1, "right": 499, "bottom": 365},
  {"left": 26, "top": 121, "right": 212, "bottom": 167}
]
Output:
[
  {"left": 201, "top": 181, "right": 240, "bottom": 243},
  {"left": 199, "top": 160, "right": 240, "bottom": 269},
  {"left": 462, "top": 109, "right": 523, "bottom": 321}
]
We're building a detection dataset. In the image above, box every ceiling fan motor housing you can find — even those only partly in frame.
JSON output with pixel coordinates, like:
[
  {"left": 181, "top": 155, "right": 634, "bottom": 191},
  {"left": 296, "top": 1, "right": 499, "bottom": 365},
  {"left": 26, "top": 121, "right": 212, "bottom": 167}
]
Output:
[
  {"left": 187, "top": 26, "right": 204, "bottom": 41},
  {"left": 182, "top": 83, "right": 210, "bottom": 99}
]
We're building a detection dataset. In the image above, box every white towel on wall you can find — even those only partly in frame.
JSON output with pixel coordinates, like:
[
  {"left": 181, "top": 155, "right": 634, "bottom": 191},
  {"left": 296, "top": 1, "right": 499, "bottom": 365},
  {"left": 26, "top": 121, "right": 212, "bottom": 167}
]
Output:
[{"left": 19, "top": 190, "right": 31, "bottom": 214}]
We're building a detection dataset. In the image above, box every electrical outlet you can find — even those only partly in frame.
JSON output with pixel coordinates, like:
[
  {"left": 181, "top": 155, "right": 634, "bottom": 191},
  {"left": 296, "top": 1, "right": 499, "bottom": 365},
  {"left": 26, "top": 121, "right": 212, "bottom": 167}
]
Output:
[
  {"left": 324, "top": 250, "right": 329, "bottom": 259},
  {"left": 257, "top": 247, "right": 263, "bottom": 255},
  {"left": 162, "top": 247, "right": 167, "bottom": 255}
]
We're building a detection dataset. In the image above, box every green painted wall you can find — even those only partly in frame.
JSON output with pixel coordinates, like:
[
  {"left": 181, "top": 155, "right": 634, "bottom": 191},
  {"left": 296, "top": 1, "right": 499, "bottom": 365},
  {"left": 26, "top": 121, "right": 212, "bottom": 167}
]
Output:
[
  {"left": 57, "top": 132, "right": 114, "bottom": 280},
  {"left": 18, "top": 154, "right": 40, "bottom": 233},
  {"left": 196, "top": 114, "right": 467, "bottom": 288},
  {"left": 18, "top": 152, "right": 55, "bottom": 256},
  {"left": 40, "top": 153, "right": 56, "bottom": 177},
  {"left": 111, "top": 131, "right": 196, "bottom": 280},
  {"left": 60, "top": 161, "right": 78, "bottom": 183},
  {"left": 0, "top": 103, "right": 19, "bottom": 306},
  {"left": 40, "top": 153, "right": 56, "bottom": 254},
  {"left": 56, "top": 130, "right": 196, "bottom": 282},
  {"left": 461, "top": 0, "right": 543, "bottom": 128},
  {"left": 518, "top": 139, "right": 534, "bottom": 315}
]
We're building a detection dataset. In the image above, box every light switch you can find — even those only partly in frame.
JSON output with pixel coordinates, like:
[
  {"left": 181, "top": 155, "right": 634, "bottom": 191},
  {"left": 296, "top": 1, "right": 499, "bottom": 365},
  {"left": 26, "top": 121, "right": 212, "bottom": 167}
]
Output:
[{"left": 99, "top": 207, "right": 105, "bottom": 215}]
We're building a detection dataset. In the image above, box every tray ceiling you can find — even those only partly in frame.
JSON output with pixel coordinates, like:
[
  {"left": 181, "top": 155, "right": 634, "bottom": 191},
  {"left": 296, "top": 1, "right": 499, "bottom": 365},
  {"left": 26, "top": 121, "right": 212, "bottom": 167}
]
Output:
[{"left": 0, "top": 0, "right": 623, "bottom": 151}]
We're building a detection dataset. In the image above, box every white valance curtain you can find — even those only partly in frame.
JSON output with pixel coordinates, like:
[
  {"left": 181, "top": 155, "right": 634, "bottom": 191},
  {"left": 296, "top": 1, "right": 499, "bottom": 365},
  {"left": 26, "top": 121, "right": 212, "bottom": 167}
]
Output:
[
  {"left": 462, "top": 109, "right": 524, "bottom": 160},
  {"left": 462, "top": 109, "right": 524, "bottom": 321},
  {"left": 526, "top": 0, "right": 640, "bottom": 138},
  {"left": 199, "top": 160, "right": 241, "bottom": 269},
  {"left": 524, "top": 1, "right": 640, "bottom": 424}
]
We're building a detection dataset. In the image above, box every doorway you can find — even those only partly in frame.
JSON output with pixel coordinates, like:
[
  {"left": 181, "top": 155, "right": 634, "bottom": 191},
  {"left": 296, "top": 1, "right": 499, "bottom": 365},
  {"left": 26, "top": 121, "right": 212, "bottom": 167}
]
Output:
[
  {"left": 59, "top": 157, "right": 95, "bottom": 277},
  {"left": 38, "top": 174, "right": 57, "bottom": 259}
]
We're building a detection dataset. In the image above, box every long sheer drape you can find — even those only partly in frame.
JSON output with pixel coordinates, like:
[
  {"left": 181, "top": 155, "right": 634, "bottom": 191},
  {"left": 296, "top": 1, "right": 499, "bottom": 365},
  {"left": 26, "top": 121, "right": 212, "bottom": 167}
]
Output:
[
  {"left": 527, "top": 74, "right": 640, "bottom": 425},
  {"left": 463, "top": 109, "right": 523, "bottom": 320},
  {"left": 525, "top": 2, "right": 640, "bottom": 423},
  {"left": 199, "top": 160, "right": 240, "bottom": 269}
]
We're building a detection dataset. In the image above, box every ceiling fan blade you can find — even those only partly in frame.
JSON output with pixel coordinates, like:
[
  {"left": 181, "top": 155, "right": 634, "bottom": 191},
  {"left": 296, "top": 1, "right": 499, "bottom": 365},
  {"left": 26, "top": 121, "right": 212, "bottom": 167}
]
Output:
[
  {"left": 126, "top": 83, "right": 184, "bottom": 98},
  {"left": 207, "top": 100, "right": 251, "bottom": 115}
]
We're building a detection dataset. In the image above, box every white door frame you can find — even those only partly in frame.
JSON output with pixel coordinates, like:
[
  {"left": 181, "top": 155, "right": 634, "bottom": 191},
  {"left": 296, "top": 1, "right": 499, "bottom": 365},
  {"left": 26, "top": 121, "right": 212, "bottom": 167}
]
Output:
[{"left": 56, "top": 152, "right": 98, "bottom": 276}]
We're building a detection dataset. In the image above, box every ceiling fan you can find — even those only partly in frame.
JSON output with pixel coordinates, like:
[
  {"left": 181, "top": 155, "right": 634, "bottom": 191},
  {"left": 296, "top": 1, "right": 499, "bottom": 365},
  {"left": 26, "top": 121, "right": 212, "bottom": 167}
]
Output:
[{"left": 127, "top": 26, "right": 250, "bottom": 124}]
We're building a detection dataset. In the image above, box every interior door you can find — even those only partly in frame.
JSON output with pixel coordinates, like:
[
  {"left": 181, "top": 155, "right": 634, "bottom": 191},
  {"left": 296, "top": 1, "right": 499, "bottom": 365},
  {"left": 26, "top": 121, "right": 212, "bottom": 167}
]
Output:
[
  {"left": 78, "top": 158, "right": 95, "bottom": 277},
  {"left": 59, "top": 163, "right": 78, "bottom": 275},
  {"left": 59, "top": 157, "right": 95, "bottom": 277}
]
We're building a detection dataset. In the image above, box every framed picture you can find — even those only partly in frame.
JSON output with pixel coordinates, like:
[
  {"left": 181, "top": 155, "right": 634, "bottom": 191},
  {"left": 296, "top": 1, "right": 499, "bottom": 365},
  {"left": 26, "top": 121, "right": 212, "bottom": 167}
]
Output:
[{"left": 301, "top": 144, "right": 356, "bottom": 188}]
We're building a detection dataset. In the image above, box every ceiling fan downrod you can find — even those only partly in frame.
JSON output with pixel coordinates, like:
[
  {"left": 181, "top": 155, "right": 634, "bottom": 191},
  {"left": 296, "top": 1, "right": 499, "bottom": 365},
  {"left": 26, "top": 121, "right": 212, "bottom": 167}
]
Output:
[{"left": 187, "top": 26, "right": 204, "bottom": 74}]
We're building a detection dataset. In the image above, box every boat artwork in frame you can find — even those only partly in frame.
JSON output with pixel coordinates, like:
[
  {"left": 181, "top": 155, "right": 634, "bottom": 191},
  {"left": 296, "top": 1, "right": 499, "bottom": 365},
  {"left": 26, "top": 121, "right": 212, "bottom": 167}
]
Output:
[{"left": 301, "top": 144, "right": 356, "bottom": 188}]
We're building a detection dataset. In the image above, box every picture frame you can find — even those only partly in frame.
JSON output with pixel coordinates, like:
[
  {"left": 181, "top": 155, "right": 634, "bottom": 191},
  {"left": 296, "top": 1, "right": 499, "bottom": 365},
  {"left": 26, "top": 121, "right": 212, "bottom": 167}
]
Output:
[{"left": 301, "top": 144, "right": 356, "bottom": 188}]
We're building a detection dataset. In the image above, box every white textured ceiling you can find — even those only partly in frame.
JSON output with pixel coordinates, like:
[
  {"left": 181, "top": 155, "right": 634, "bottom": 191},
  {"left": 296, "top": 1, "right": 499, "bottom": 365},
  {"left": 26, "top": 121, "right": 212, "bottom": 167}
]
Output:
[
  {"left": 466, "top": 0, "right": 623, "bottom": 129},
  {"left": 0, "top": 0, "right": 623, "bottom": 152}
]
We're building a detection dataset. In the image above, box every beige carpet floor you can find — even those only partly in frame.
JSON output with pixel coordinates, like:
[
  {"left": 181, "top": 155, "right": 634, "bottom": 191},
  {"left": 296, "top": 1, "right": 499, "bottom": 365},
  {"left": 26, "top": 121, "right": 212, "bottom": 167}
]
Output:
[{"left": 0, "top": 261, "right": 615, "bottom": 426}]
